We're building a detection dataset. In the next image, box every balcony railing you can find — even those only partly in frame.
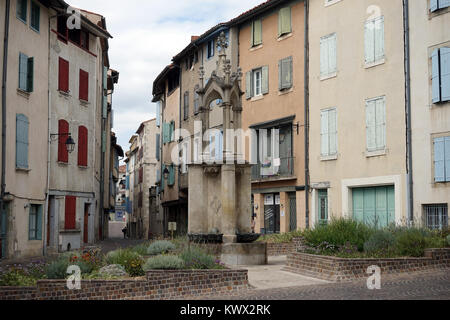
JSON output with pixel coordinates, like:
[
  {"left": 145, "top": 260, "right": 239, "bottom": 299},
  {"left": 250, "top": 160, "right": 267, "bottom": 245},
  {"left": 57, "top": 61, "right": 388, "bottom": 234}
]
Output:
[{"left": 251, "top": 157, "right": 295, "bottom": 181}]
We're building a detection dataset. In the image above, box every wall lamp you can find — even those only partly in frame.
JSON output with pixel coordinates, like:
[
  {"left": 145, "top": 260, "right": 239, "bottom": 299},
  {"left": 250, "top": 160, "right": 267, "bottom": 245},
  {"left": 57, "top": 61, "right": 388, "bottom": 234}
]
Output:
[{"left": 50, "top": 133, "right": 76, "bottom": 153}]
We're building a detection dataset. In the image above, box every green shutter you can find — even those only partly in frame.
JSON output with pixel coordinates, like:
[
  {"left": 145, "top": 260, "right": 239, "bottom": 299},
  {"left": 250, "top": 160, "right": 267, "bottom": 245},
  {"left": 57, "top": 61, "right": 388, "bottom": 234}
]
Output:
[
  {"left": 36, "top": 205, "right": 42, "bottom": 240},
  {"left": 245, "top": 71, "right": 252, "bottom": 99},
  {"left": 27, "top": 57, "right": 34, "bottom": 92},
  {"left": 353, "top": 188, "right": 364, "bottom": 223},
  {"left": 29, "top": 207, "right": 35, "bottom": 240},
  {"left": 253, "top": 19, "right": 262, "bottom": 46},
  {"left": 279, "top": 7, "right": 291, "bottom": 36},
  {"left": 161, "top": 165, "right": 165, "bottom": 191},
  {"left": 261, "top": 66, "right": 269, "bottom": 94},
  {"left": 387, "top": 186, "right": 395, "bottom": 226}
]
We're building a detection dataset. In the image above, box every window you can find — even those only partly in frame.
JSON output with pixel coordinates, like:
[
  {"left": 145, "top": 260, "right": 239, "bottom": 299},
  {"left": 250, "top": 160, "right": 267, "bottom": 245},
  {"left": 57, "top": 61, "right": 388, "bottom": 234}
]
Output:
[
  {"left": 58, "top": 119, "right": 69, "bottom": 163},
  {"left": 64, "top": 196, "right": 76, "bottom": 230},
  {"left": 320, "top": 33, "right": 337, "bottom": 77},
  {"left": 30, "top": 1, "right": 40, "bottom": 32},
  {"left": 279, "top": 56, "right": 293, "bottom": 90},
  {"left": 246, "top": 67, "right": 269, "bottom": 99},
  {"left": 207, "top": 39, "right": 215, "bottom": 59},
  {"left": 184, "top": 91, "right": 189, "bottom": 120},
  {"left": 16, "top": 0, "right": 27, "bottom": 22},
  {"left": 366, "top": 96, "right": 386, "bottom": 152},
  {"left": 365, "top": 16, "right": 384, "bottom": 65},
  {"left": 29, "top": 204, "right": 42, "bottom": 240},
  {"left": 321, "top": 108, "right": 337, "bottom": 157},
  {"left": 424, "top": 204, "right": 448, "bottom": 230},
  {"left": 433, "top": 136, "right": 450, "bottom": 182},
  {"left": 79, "top": 69, "right": 89, "bottom": 101},
  {"left": 353, "top": 186, "right": 395, "bottom": 228},
  {"left": 194, "top": 85, "right": 200, "bottom": 114},
  {"left": 58, "top": 57, "right": 69, "bottom": 93},
  {"left": 251, "top": 19, "right": 262, "bottom": 46},
  {"left": 318, "top": 190, "right": 328, "bottom": 226},
  {"left": 430, "top": 0, "right": 450, "bottom": 12},
  {"left": 57, "top": 15, "right": 68, "bottom": 41},
  {"left": 163, "top": 121, "right": 175, "bottom": 144},
  {"left": 16, "top": 114, "right": 29, "bottom": 169},
  {"left": 431, "top": 47, "right": 450, "bottom": 103},
  {"left": 77, "top": 126, "right": 88, "bottom": 167},
  {"left": 80, "top": 30, "right": 89, "bottom": 50},
  {"left": 278, "top": 7, "right": 292, "bottom": 37},
  {"left": 18, "top": 53, "right": 34, "bottom": 92}
]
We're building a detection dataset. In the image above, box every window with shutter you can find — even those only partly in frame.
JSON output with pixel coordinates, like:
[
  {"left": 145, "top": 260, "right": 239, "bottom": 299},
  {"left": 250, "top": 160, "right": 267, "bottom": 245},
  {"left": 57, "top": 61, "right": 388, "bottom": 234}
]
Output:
[
  {"left": 365, "top": 17, "right": 384, "bottom": 65},
  {"left": 16, "top": 0, "right": 27, "bottom": 22},
  {"left": 434, "top": 137, "right": 446, "bottom": 182},
  {"left": 161, "top": 165, "right": 165, "bottom": 191},
  {"left": 278, "top": 7, "right": 292, "bottom": 37},
  {"left": 320, "top": 34, "right": 337, "bottom": 77},
  {"left": 440, "top": 48, "right": 450, "bottom": 102},
  {"left": 58, "top": 57, "right": 69, "bottom": 92},
  {"left": 16, "top": 114, "right": 29, "bottom": 169},
  {"left": 30, "top": 1, "right": 40, "bottom": 32},
  {"left": 29, "top": 204, "right": 42, "bottom": 240},
  {"left": 18, "top": 53, "right": 28, "bottom": 91},
  {"left": 432, "top": 49, "right": 441, "bottom": 103},
  {"left": 78, "top": 126, "right": 88, "bottom": 167},
  {"left": 245, "top": 71, "right": 252, "bottom": 99},
  {"left": 79, "top": 69, "right": 89, "bottom": 101},
  {"left": 58, "top": 119, "right": 69, "bottom": 163},
  {"left": 252, "top": 19, "right": 262, "bottom": 46},
  {"left": 279, "top": 57, "right": 293, "bottom": 90},
  {"left": 366, "top": 97, "right": 386, "bottom": 152},
  {"left": 64, "top": 196, "right": 76, "bottom": 230},
  {"left": 320, "top": 108, "right": 337, "bottom": 157}
]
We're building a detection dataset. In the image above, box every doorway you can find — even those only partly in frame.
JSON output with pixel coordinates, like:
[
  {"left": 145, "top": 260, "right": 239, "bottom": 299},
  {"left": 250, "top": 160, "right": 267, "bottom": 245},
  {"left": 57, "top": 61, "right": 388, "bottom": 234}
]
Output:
[
  {"left": 84, "top": 203, "right": 90, "bottom": 244},
  {"left": 288, "top": 193, "right": 297, "bottom": 231},
  {"left": 264, "top": 194, "right": 280, "bottom": 234}
]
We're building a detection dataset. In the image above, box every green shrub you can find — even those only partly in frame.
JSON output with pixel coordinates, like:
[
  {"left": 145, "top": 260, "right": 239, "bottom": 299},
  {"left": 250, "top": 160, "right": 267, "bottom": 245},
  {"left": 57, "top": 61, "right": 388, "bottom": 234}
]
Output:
[
  {"left": 364, "top": 230, "right": 396, "bottom": 254},
  {"left": 147, "top": 240, "right": 176, "bottom": 256},
  {"left": 179, "top": 246, "right": 224, "bottom": 269},
  {"left": 395, "top": 229, "right": 426, "bottom": 257},
  {"left": 303, "top": 218, "right": 375, "bottom": 251},
  {"left": 45, "top": 259, "right": 70, "bottom": 279},
  {"left": 143, "top": 255, "right": 185, "bottom": 271},
  {"left": 0, "top": 269, "right": 37, "bottom": 286},
  {"left": 105, "top": 249, "right": 145, "bottom": 277},
  {"left": 131, "top": 243, "right": 150, "bottom": 256}
]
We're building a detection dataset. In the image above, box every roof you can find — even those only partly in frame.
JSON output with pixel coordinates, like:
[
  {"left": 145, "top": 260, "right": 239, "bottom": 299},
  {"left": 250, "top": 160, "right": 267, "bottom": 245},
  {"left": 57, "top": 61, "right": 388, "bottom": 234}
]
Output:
[
  {"left": 136, "top": 119, "right": 156, "bottom": 134},
  {"left": 228, "top": 0, "right": 286, "bottom": 26},
  {"left": 151, "top": 64, "right": 179, "bottom": 101}
]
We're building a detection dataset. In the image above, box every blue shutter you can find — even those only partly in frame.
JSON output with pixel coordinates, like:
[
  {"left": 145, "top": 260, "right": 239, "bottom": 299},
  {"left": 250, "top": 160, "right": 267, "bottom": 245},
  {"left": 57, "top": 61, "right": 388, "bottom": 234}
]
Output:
[
  {"left": 432, "top": 49, "right": 441, "bottom": 103},
  {"left": 439, "top": 0, "right": 450, "bottom": 9},
  {"left": 36, "top": 205, "right": 42, "bottom": 240},
  {"left": 439, "top": 47, "right": 450, "bottom": 102},
  {"left": 16, "top": 114, "right": 29, "bottom": 169},
  {"left": 430, "top": 0, "right": 439, "bottom": 11},
  {"left": 352, "top": 189, "right": 364, "bottom": 223},
  {"left": 434, "top": 137, "right": 445, "bottom": 182},
  {"left": 445, "top": 137, "right": 450, "bottom": 181}
]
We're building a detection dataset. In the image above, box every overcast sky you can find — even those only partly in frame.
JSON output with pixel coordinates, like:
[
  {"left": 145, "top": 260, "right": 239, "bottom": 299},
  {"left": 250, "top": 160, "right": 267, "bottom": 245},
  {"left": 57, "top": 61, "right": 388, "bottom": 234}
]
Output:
[{"left": 70, "top": 0, "right": 265, "bottom": 154}]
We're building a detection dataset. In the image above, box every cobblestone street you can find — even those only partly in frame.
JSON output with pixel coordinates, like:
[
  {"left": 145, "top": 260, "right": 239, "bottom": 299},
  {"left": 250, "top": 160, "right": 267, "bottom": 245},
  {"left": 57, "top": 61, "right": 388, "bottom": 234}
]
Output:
[{"left": 190, "top": 270, "right": 450, "bottom": 300}]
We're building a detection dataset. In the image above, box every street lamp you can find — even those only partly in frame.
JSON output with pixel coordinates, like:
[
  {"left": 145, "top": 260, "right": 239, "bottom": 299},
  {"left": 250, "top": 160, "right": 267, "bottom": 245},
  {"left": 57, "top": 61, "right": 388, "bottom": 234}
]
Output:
[
  {"left": 163, "top": 167, "right": 170, "bottom": 180},
  {"left": 50, "top": 133, "right": 76, "bottom": 153}
]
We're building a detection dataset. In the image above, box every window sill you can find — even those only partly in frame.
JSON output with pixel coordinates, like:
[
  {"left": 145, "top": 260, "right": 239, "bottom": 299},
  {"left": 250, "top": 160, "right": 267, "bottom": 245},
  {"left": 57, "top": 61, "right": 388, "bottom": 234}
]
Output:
[
  {"left": 365, "top": 58, "right": 385, "bottom": 69},
  {"left": 17, "top": 88, "right": 30, "bottom": 99},
  {"left": 250, "top": 44, "right": 263, "bottom": 52},
  {"left": 30, "top": 26, "right": 40, "bottom": 34},
  {"left": 78, "top": 165, "right": 89, "bottom": 169},
  {"left": 325, "top": 0, "right": 342, "bottom": 7},
  {"left": 57, "top": 161, "right": 69, "bottom": 166},
  {"left": 251, "top": 95, "right": 264, "bottom": 102},
  {"left": 278, "top": 87, "right": 293, "bottom": 96},
  {"left": 80, "top": 99, "right": 90, "bottom": 106},
  {"left": 320, "top": 72, "right": 337, "bottom": 81},
  {"left": 277, "top": 32, "right": 293, "bottom": 42},
  {"left": 17, "top": 16, "right": 27, "bottom": 25},
  {"left": 366, "top": 149, "right": 387, "bottom": 158},
  {"left": 58, "top": 90, "right": 71, "bottom": 98},
  {"left": 428, "top": 6, "right": 450, "bottom": 19},
  {"left": 16, "top": 167, "right": 31, "bottom": 173},
  {"left": 321, "top": 154, "right": 338, "bottom": 161},
  {"left": 60, "top": 229, "right": 81, "bottom": 234}
]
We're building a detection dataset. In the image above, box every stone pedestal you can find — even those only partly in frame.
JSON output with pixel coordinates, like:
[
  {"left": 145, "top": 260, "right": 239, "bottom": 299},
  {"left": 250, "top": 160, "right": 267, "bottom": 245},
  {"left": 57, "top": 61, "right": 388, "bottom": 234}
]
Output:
[{"left": 220, "top": 242, "right": 267, "bottom": 266}]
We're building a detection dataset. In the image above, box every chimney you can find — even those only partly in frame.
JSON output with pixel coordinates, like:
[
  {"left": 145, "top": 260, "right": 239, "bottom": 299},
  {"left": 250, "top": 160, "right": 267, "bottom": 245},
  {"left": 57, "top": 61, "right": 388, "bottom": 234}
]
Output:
[{"left": 191, "top": 36, "right": 199, "bottom": 43}]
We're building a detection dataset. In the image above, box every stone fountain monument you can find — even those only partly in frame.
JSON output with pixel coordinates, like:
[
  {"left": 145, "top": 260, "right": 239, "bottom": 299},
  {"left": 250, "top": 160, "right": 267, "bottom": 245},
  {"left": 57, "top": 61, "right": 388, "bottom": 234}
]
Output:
[{"left": 187, "top": 32, "right": 267, "bottom": 265}]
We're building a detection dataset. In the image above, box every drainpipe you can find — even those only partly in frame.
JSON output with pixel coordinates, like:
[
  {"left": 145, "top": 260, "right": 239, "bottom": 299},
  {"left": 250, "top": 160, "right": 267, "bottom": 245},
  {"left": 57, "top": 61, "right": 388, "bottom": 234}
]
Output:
[
  {"left": 403, "top": 0, "right": 414, "bottom": 227},
  {"left": 1, "top": 0, "right": 10, "bottom": 257},
  {"left": 304, "top": 0, "right": 310, "bottom": 229},
  {"left": 100, "top": 56, "right": 106, "bottom": 241}
]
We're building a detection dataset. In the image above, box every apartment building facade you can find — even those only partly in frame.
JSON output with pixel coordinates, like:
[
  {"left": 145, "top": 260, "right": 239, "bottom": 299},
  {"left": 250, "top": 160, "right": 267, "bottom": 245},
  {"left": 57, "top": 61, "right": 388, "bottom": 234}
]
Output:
[
  {"left": 409, "top": 1, "right": 450, "bottom": 228},
  {"left": 234, "top": 0, "right": 306, "bottom": 234}
]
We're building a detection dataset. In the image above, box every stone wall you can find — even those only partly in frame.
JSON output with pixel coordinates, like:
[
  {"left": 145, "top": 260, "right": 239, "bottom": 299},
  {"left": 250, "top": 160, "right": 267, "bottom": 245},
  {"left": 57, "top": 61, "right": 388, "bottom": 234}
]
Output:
[
  {"left": 284, "top": 248, "right": 450, "bottom": 282},
  {"left": 0, "top": 269, "right": 249, "bottom": 300},
  {"left": 266, "top": 237, "right": 304, "bottom": 256}
]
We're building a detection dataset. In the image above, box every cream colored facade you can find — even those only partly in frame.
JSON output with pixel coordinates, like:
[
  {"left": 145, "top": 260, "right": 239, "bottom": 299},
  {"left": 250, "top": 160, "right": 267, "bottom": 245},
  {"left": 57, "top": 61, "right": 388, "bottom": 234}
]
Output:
[
  {"left": 409, "top": 1, "right": 450, "bottom": 226},
  {"left": 308, "top": 0, "right": 407, "bottom": 227}
]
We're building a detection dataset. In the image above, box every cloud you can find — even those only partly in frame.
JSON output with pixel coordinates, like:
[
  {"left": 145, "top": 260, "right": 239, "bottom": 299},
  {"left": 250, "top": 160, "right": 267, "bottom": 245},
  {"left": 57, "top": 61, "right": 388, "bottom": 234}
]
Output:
[{"left": 69, "top": 0, "right": 265, "bottom": 151}]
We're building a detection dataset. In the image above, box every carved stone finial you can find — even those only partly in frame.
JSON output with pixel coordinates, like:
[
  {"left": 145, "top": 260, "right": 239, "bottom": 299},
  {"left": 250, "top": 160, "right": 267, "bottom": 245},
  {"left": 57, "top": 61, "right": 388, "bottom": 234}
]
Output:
[
  {"left": 198, "top": 66, "right": 205, "bottom": 86},
  {"left": 216, "top": 31, "right": 228, "bottom": 53}
]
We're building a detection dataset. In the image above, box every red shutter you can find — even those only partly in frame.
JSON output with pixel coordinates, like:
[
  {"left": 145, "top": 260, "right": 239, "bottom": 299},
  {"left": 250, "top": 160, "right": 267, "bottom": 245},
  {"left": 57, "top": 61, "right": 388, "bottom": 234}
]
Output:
[
  {"left": 58, "top": 119, "right": 69, "bottom": 163},
  {"left": 79, "top": 69, "right": 89, "bottom": 101},
  {"left": 58, "top": 58, "right": 69, "bottom": 92},
  {"left": 139, "top": 167, "right": 143, "bottom": 184},
  {"left": 78, "top": 126, "right": 88, "bottom": 166},
  {"left": 64, "top": 196, "right": 76, "bottom": 230}
]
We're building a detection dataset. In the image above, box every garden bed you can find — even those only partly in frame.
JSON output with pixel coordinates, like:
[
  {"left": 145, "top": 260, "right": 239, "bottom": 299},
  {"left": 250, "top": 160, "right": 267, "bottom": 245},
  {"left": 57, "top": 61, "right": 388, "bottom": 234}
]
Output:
[{"left": 284, "top": 248, "right": 450, "bottom": 282}]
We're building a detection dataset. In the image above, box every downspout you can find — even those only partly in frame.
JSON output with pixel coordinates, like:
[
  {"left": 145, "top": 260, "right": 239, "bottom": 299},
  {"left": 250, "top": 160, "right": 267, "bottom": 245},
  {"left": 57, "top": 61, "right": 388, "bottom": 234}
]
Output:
[
  {"left": 403, "top": 0, "right": 414, "bottom": 226},
  {"left": 1, "top": 0, "right": 10, "bottom": 257},
  {"left": 304, "top": 0, "right": 310, "bottom": 229},
  {"left": 100, "top": 54, "right": 106, "bottom": 240}
]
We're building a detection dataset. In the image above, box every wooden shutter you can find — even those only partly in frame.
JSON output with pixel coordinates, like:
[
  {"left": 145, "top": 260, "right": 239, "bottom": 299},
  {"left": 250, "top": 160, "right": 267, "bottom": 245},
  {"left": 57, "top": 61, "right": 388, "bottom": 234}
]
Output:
[
  {"left": 365, "top": 21, "right": 375, "bottom": 64},
  {"left": 26, "top": 57, "right": 34, "bottom": 92},
  {"left": 352, "top": 189, "right": 364, "bottom": 223},
  {"left": 155, "top": 133, "right": 160, "bottom": 160},
  {"left": 161, "top": 165, "right": 165, "bottom": 191},
  {"left": 320, "top": 110, "right": 329, "bottom": 156},
  {"left": 58, "top": 119, "right": 69, "bottom": 163},
  {"left": 374, "top": 17, "right": 385, "bottom": 62},
  {"left": 366, "top": 100, "right": 376, "bottom": 151},
  {"left": 36, "top": 205, "right": 42, "bottom": 240},
  {"left": 375, "top": 98, "right": 386, "bottom": 150},
  {"left": 77, "top": 126, "right": 88, "bottom": 166},
  {"left": 278, "top": 7, "right": 291, "bottom": 36},
  {"left": 261, "top": 66, "right": 269, "bottom": 94},
  {"left": 245, "top": 71, "right": 252, "bottom": 99},
  {"left": 434, "top": 137, "right": 445, "bottom": 182},
  {"left": 253, "top": 19, "right": 262, "bottom": 46},
  {"left": 58, "top": 57, "right": 69, "bottom": 92},
  {"left": 16, "top": 114, "right": 29, "bottom": 169},
  {"left": 329, "top": 34, "right": 337, "bottom": 74},
  {"left": 19, "top": 53, "right": 28, "bottom": 91},
  {"left": 432, "top": 49, "right": 441, "bottom": 103},
  {"left": 79, "top": 69, "right": 89, "bottom": 101},
  {"left": 329, "top": 109, "right": 337, "bottom": 155},
  {"left": 440, "top": 47, "right": 450, "bottom": 102},
  {"left": 440, "top": 0, "right": 450, "bottom": 9},
  {"left": 445, "top": 137, "right": 450, "bottom": 181},
  {"left": 320, "top": 37, "right": 327, "bottom": 76},
  {"left": 64, "top": 196, "right": 77, "bottom": 230},
  {"left": 279, "top": 57, "right": 293, "bottom": 90},
  {"left": 430, "top": 0, "right": 439, "bottom": 12}
]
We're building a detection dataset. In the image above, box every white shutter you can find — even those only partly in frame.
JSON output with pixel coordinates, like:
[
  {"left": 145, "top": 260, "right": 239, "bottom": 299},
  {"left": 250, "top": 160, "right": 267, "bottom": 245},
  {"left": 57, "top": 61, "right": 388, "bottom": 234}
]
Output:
[
  {"left": 365, "top": 21, "right": 375, "bottom": 64},
  {"left": 366, "top": 100, "right": 376, "bottom": 151},
  {"left": 375, "top": 98, "right": 386, "bottom": 149},
  {"left": 321, "top": 110, "right": 329, "bottom": 156},
  {"left": 329, "top": 34, "right": 337, "bottom": 74},
  {"left": 262, "top": 66, "right": 269, "bottom": 94},
  {"left": 374, "top": 17, "right": 385, "bottom": 62},
  {"left": 320, "top": 37, "right": 328, "bottom": 76},
  {"left": 430, "top": 0, "right": 438, "bottom": 12},
  {"left": 328, "top": 109, "right": 337, "bottom": 155},
  {"left": 440, "top": 47, "right": 450, "bottom": 102},
  {"left": 246, "top": 71, "right": 252, "bottom": 99},
  {"left": 272, "top": 129, "right": 280, "bottom": 175},
  {"left": 434, "top": 137, "right": 445, "bottom": 182}
]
